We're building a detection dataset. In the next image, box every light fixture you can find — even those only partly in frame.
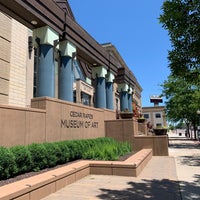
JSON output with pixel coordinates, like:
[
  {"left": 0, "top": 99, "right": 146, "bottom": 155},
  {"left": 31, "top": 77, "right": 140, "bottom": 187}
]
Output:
[{"left": 31, "top": 20, "right": 38, "bottom": 25}]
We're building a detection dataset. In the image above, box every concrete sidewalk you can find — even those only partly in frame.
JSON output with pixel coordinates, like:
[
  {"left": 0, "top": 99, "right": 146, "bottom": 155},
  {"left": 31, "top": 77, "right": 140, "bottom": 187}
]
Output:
[
  {"left": 169, "top": 137, "right": 200, "bottom": 200},
  {"left": 42, "top": 137, "right": 200, "bottom": 200}
]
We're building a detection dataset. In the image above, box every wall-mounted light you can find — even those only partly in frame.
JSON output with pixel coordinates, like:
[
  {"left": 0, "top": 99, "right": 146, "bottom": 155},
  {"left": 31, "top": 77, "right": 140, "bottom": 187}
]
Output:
[{"left": 31, "top": 20, "right": 37, "bottom": 25}]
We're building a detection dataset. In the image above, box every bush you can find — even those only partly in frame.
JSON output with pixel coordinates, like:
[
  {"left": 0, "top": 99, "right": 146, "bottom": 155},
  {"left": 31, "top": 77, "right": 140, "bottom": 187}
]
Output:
[
  {"left": 117, "top": 141, "right": 132, "bottom": 156},
  {"left": 56, "top": 141, "right": 70, "bottom": 164},
  {"left": 28, "top": 143, "right": 48, "bottom": 171},
  {"left": 0, "top": 137, "right": 132, "bottom": 180},
  {"left": 43, "top": 143, "right": 61, "bottom": 168},
  {"left": 0, "top": 146, "right": 17, "bottom": 179},
  {"left": 10, "top": 145, "right": 32, "bottom": 175},
  {"left": 82, "top": 139, "right": 131, "bottom": 161},
  {"left": 65, "top": 140, "right": 85, "bottom": 161}
]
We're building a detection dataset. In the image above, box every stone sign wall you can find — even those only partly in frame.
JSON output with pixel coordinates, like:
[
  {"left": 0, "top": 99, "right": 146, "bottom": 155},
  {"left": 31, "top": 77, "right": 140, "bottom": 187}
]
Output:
[{"left": 0, "top": 97, "right": 116, "bottom": 147}]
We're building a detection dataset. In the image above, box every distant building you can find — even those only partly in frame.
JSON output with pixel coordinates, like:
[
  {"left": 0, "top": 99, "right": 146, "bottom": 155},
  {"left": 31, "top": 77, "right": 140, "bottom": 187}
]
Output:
[
  {"left": 142, "top": 96, "right": 167, "bottom": 128},
  {"left": 150, "top": 95, "right": 163, "bottom": 106}
]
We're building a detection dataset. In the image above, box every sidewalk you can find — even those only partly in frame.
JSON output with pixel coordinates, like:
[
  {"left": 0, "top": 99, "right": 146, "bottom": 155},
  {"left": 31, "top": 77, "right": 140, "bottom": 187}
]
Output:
[
  {"left": 42, "top": 137, "right": 200, "bottom": 200},
  {"left": 169, "top": 137, "right": 200, "bottom": 200}
]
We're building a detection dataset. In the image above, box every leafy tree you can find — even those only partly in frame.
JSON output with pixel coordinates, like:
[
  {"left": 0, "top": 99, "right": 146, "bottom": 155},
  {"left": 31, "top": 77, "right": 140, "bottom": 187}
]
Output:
[
  {"left": 159, "top": 0, "right": 200, "bottom": 84},
  {"left": 159, "top": 0, "right": 200, "bottom": 139},
  {"left": 161, "top": 74, "right": 199, "bottom": 138},
  {"left": 175, "top": 121, "right": 186, "bottom": 129}
]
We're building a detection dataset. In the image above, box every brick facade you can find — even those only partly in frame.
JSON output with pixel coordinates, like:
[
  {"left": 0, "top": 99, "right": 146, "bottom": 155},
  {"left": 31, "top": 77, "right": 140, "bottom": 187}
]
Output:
[
  {"left": 0, "top": 11, "right": 34, "bottom": 107},
  {"left": 0, "top": 12, "right": 11, "bottom": 104},
  {"left": 9, "top": 18, "right": 34, "bottom": 106}
]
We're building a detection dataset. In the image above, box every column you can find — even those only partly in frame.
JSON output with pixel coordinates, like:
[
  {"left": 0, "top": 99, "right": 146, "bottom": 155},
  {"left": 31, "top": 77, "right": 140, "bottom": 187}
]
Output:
[
  {"left": 33, "top": 26, "right": 59, "bottom": 97},
  {"left": 59, "top": 41, "right": 76, "bottom": 102},
  {"left": 92, "top": 66, "right": 107, "bottom": 108},
  {"left": 118, "top": 83, "right": 129, "bottom": 111},
  {"left": 128, "top": 87, "right": 133, "bottom": 112},
  {"left": 106, "top": 72, "right": 115, "bottom": 110}
]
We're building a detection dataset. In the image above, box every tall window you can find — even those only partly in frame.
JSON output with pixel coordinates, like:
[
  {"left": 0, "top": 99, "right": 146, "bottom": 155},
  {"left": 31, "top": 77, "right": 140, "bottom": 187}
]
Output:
[
  {"left": 144, "top": 114, "right": 149, "bottom": 119},
  {"left": 156, "top": 123, "right": 162, "bottom": 127},
  {"left": 116, "top": 98, "right": 119, "bottom": 112},
  {"left": 155, "top": 113, "right": 161, "bottom": 118},
  {"left": 81, "top": 92, "right": 90, "bottom": 106},
  {"left": 73, "top": 91, "right": 76, "bottom": 103}
]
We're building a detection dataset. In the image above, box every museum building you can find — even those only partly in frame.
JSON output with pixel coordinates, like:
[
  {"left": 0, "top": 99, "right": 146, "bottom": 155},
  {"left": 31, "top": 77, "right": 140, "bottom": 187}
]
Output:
[
  {"left": 0, "top": 0, "right": 142, "bottom": 112},
  {"left": 0, "top": 0, "right": 144, "bottom": 147}
]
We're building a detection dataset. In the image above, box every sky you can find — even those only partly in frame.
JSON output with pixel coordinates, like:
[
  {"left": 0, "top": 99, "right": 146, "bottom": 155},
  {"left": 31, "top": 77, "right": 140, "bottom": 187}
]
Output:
[{"left": 68, "top": 0, "right": 171, "bottom": 107}]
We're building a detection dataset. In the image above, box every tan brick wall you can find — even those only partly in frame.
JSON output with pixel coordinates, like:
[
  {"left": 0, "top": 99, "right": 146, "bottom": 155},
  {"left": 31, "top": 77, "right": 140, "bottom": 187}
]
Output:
[
  {"left": 0, "top": 12, "right": 11, "bottom": 104},
  {"left": 0, "top": 12, "right": 11, "bottom": 40},
  {"left": 0, "top": 37, "right": 11, "bottom": 61},
  {"left": 9, "top": 19, "right": 33, "bottom": 106}
]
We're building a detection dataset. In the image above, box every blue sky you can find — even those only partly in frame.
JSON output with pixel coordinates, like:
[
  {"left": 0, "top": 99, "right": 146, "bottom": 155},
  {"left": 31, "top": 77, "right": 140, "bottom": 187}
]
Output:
[{"left": 68, "top": 0, "right": 171, "bottom": 107}]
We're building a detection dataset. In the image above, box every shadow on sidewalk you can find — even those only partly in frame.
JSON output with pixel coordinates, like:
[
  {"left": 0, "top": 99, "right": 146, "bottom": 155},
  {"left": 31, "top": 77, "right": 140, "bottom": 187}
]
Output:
[
  {"left": 169, "top": 139, "right": 200, "bottom": 150},
  {"left": 179, "top": 174, "right": 200, "bottom": 200},
  {"left": 97, "top": 179, "right": 181, "bottom": 200},
  {"left": 180, "top": 155, "right": 200, "bottom": 167},
  {"left": 97, "top": 178, "right": 200, "bottom": 200},
  {"left": 194, "top": 174, "right": 200, "bottom": 184}
]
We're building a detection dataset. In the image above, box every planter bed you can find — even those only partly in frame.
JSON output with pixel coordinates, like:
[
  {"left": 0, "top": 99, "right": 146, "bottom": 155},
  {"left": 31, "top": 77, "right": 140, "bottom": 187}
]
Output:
[{"left": 0, "top": 149, "right": 152, "bottom": 200}]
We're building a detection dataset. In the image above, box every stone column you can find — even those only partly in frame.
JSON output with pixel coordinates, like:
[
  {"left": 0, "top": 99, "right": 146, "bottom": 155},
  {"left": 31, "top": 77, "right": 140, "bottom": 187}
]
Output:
[
  {"left": 118, "top": 83, "right": 129, "bottom": 111},
  {"left": 106, "top": 72, "right": 115, "bottom": 110},
  {"left": 33, "top": 26, "right": 59, "bottom": 97},
  {"left": 128, "top": 87, "right": 133, "bottom": 112},
  {"left": 58, "top": 41, "right": 76, "bottom": 102},
  {"left": 92, "top": 66, "right": 107, "bottom": 108}
]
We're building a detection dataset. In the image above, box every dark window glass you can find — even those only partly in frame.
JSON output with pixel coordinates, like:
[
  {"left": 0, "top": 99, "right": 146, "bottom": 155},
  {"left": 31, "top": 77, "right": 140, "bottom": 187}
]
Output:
[
  {"left": 155, "top": 113, "right": 161, "bottom": 118},
  {"left": 81, "top": 92, "right": 90, "bottom": 106},
  {"left": 144, "top": 114, "right": 149, "bottom": 119}
]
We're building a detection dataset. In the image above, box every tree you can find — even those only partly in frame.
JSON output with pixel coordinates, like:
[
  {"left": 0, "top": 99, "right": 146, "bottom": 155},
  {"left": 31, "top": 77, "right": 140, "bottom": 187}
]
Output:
[
  {"left": 159, "top": 0, "right": 200, "bottom": 84},
  {"left": 162, "top": 74, "right": 199, "bottom": 139}
]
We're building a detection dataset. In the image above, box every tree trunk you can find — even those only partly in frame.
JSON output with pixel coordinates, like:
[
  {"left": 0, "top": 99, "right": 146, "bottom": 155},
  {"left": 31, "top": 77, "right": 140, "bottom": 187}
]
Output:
[
  {"left": 193, "top": 123, "right": 197, "bottom": 140},
  {"left": 186, "top": 123, "right": 190, "bottom": 138}
]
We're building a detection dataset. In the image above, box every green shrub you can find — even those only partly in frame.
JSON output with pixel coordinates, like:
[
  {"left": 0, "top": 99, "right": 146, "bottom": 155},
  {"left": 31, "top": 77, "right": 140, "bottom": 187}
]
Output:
[
  {"left": 56, "top": 141, "right": 70, "bottom": 164},
  {"left": 10, "top": 145, "right": 32, "bottom": 175},
  {"left": 43, "top": 143, "right": 61, "bottom": 168},
  {"left": 72, "top": 140, "right": 88, "bottom": 159},
  {"left": 65, "top": 140, "right": 84, "bottom": 160},
  {"left": 82, "top": 146, "right": 102, "bottom": 160},
  {"left": 0, "top": 137, "right": 132, "bottom": 180},
  {"left": 82, "top": 139, "right": 131, "bottom": 161},
  {"left": 103, "top": 146, "right": 118, "bottom": 160},
  {"left": 0, "top": 146, "right": 17, "bottom": 179},
  {"left": 28, "top": 143, "right": 48, "bottom": 171},
  {"left": 64, "top": 141, "right": 76, "bottom": 161}
]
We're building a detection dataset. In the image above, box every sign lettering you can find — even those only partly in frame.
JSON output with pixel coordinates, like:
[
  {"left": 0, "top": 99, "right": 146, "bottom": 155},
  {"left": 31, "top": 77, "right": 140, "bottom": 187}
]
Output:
[{"left": 61, "top": 111, "right": 98, "bottom": 128}]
